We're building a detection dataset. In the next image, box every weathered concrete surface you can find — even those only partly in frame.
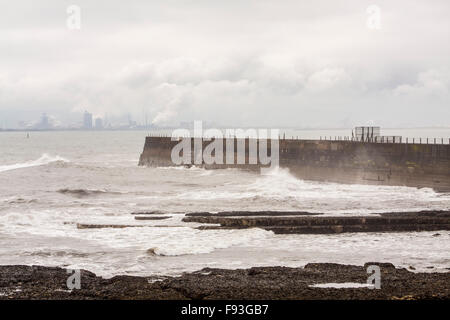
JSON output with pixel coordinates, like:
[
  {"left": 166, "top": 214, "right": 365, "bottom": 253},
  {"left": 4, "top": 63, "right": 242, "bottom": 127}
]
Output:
[
  {"left": 185, "top": 211, "right": 322, "bottom": 217},
  {"left": 183, "top": 210, "right": 450, "bottom": 234},
  {"left": 139, "top": 136, "right": 450, "bottom": 191},
  {"left": 76, "top": 223, "right": 146, "bottom": 229},
  {"left": 131, "top": 211, "right": 171, "bottom": 215},
  {"left": 134, "top": 216, "right": 171, "bottom": 220},
  {"left": 0, "top": 263, "right": 448, "bottom": 299}
]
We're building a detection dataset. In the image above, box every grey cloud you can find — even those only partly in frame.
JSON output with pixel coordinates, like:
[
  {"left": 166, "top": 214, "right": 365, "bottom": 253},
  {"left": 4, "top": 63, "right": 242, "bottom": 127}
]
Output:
[{"left": 0, "top": 0, "right": 449, "bottom": 128}]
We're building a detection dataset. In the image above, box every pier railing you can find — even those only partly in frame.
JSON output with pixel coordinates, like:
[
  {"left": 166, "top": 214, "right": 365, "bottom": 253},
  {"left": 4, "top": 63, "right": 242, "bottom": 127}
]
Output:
[
  {"left": 145, "top": 133, "right": 450, "bottom": 145},
  {"left": 318, "top": 136, "right": 450, "bottom": 145}
]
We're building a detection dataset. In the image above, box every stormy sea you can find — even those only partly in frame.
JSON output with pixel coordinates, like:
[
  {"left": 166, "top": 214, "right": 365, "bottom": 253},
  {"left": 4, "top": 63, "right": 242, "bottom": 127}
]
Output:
[{"left": 0, "top": 129, "right": 449, "bottom": 278}]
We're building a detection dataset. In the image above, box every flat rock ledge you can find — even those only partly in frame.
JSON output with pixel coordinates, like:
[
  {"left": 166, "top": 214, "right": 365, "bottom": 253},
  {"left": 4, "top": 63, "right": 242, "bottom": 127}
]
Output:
[
  {"left": 0, "top": 263, "right": 448, "bottom": 300},
  {"left": 183, "top": 210, "right": 450, "bottom": 234},
  {"left": 76, "top": 224, "right": 146, "bottom": 229},
  {"left": 134, "top": 216, "right": 171, "bottom": 220}
]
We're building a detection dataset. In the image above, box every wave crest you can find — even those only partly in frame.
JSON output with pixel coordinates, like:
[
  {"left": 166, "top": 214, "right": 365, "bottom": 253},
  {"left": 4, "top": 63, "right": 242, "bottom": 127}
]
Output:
[
  {"left": 0, "top": 154, "right": 68, "bottom": 173},
  {"left": 57, "top": 188, "right": 122, "bottom": 198}
]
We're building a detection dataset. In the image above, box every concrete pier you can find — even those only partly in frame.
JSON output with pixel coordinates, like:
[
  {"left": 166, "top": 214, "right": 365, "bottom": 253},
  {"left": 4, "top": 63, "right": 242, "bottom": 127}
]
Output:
[{"left": 139, "top": 136, "right": 450, "bottom": 191}]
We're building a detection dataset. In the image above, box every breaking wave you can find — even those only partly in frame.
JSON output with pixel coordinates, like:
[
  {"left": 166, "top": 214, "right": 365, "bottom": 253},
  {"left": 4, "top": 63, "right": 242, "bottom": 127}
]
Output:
[
  {"left": 173, "top": 166, "right": 450, "bottom": 213},
  {"left": 57, "top": 188, "right": 123, "bottom": 198},
  {"left": 0, "top": 154, "right": 68, "bottom": 173}
]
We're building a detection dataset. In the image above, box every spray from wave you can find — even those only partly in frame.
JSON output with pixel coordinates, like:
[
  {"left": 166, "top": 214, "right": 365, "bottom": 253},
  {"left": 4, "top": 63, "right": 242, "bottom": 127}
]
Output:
[
  {"left": 0, "top": 154, "right": 68, "bottom": 173},
  {"left": 172, "top": 166, "right": 450, "bottom": 213}
]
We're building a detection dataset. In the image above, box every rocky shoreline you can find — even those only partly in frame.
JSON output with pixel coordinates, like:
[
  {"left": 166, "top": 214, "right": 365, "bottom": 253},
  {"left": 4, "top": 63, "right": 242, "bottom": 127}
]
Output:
[{"left": 1, "top": 263, "right": 448, "bottom": 300}]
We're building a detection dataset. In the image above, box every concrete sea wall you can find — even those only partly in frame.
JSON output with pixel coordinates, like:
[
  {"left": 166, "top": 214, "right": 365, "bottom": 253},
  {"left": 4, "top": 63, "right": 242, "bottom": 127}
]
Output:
[{"left": 139, "top": 136, "right": 450, "bottom": 191}]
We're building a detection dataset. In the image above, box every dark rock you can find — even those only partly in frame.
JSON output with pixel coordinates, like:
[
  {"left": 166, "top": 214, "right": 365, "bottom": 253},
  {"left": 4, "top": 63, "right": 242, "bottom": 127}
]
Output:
[
  {"left": 134, "top": 216, "right": 171, "bottom": 220},
  {"left": 363, "top": 262, "right": 396, "bottom": 269},
  {"left": 182, "top": 211, "right": 450, "bottom": 234},
  {"left": 186, "top": 211, "right": 322, "bottom": 217},
  {"left": 131, "top": 211, "right": 168, "bottom": 215},
  {"left": 76, "top": 224, "right": 145, "bottom": 229},
  {"left": 0, "top": 263, "right": 448, "bottom": 300}
]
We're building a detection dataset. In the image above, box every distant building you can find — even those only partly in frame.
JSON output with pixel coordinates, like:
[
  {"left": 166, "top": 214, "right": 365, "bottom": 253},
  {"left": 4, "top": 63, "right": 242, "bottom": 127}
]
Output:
[
  {"left": 41, "top": 113, "right": 49, "bottom": 127},
  {"left": 83, "top": 111, "right": 93, "bottom": 129},
  {"left": 35, "top": 113, "right": 51, "bottom": 130},
  {"left": 127, "top": 113, "right": 137, "bottom": 128},
  {"left": 95, "top": 118, "right": 103, "bottom": 129}
]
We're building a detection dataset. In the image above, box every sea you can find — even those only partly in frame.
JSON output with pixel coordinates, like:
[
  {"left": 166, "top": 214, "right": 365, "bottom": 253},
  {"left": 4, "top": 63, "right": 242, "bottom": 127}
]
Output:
[{"left": 0, "top": 128, "right": 449, "bottom": 277}]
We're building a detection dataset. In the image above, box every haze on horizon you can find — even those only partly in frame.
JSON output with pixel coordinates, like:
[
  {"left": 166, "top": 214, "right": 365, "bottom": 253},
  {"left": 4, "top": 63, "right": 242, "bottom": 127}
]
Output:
[{"left": 0, "top": 0, "right": 449, "bottom": 129}]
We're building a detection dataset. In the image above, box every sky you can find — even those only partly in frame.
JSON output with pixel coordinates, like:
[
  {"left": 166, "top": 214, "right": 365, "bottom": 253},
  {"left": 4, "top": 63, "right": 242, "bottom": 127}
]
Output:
[{"left": 0, "top": 0, "right": 449, "bottom": 128}]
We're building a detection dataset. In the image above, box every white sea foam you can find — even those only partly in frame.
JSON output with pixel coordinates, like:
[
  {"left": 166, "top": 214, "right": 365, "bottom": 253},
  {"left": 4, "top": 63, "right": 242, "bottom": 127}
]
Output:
[
  {"left": 156, "top": 166, "right": 204, "bottom": 171},
  {"left": 1, "top": 131, "right": 449, "bottom": 277},
  {"left": 0, "top": 154, "right": 68, "bottom": 173},
  {"left": 173, "top": 166, "right": 449, "bottom": 213},
  {"left": 0, "top": 207, "right": 272, "bottom": 257}
]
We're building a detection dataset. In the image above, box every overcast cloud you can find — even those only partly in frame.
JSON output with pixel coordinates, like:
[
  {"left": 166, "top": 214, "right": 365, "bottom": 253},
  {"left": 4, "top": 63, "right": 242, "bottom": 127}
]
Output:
[{"left": 0, "top": 0, "right": 449, "bottom": 128}]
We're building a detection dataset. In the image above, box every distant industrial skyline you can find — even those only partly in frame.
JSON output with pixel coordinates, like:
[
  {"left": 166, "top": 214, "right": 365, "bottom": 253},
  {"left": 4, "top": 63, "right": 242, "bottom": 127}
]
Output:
[
  {"left": 5, "top": 110, "right": 149, "bottom": 131},
  {"left": 1, "top": 0, "right": 449, "bottom": 129}
]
